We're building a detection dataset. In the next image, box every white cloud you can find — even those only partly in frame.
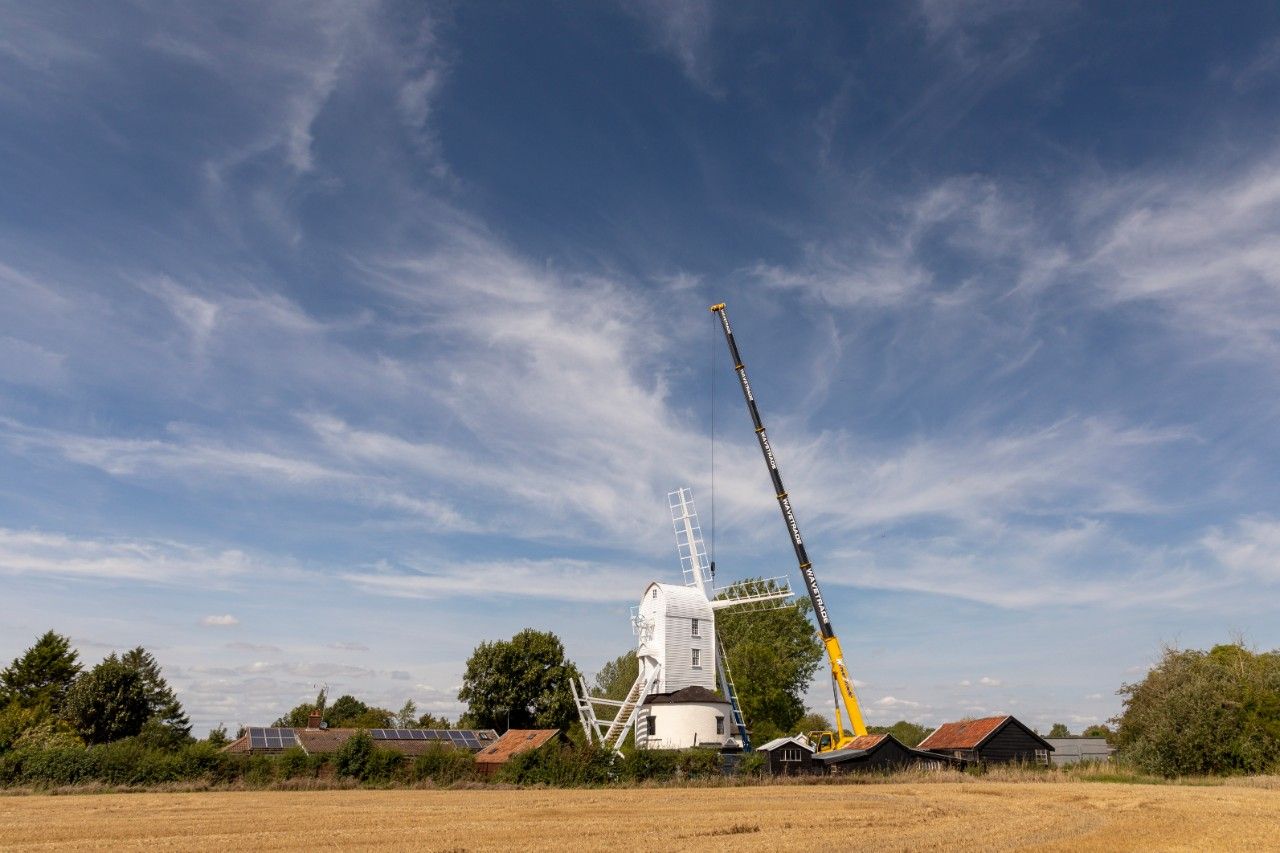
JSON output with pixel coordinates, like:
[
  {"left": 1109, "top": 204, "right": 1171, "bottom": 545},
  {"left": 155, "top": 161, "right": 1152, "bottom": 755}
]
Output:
[
  {"left": 1202, "top": 516, "right": 1280, "bottom": 582},
  {"left": 978, "top": 676, "right": 1002, "bottom": 687},
  {"left": 874, "top": 695, "right": 922, "bottom": 708},
  {"left": 344, "top": 558, "right": 652, "bottom": 604},
  {"left": 1086, "top": 158, "right": 1280, "bottom": 358},
  {"left": 0, "top": 528, "right": 255, "bottom": 586},
  {"left": 623, "top": 0, "right": 719, "bottom": 94},
  {"left": 201, "top": 614, "right": 239, "bottom": 627}
]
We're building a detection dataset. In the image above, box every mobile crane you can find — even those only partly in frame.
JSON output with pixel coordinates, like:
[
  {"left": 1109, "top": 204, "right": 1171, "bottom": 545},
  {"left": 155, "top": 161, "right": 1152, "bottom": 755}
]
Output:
[{"left": 710, "top": 302, "right": 869, "bottom": 751}]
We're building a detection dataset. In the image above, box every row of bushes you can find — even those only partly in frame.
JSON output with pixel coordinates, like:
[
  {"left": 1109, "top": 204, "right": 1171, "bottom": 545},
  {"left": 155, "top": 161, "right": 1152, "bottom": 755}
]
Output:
[{"left": 0, "top": 732, "right": 741, "bottom": 790}]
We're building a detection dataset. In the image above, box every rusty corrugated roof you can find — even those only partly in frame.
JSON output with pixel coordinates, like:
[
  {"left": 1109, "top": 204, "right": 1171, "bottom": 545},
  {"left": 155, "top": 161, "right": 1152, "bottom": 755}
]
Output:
[
  {"left": 842, "top": 734, "right": 888, "bottom": 750},
  {"left": 473, "top": 729, "right": 559, "bottom": 765},
  {"left": 917, "top": 716, "right": 1011, "bottom": 750}
]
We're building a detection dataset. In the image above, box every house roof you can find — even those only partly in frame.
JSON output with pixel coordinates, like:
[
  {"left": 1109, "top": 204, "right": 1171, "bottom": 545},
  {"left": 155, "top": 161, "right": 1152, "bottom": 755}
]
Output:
[
  {"left": 473, "top": 729, "right": 559, "bottom": 765},
  {"left": 842, "top": 734, "right": 888, "bottom": 750},
  {"left": 221, "top": 726, "right": 499, "bottom": 755},
  {"left": 643, "top": 685, "right": 724, "bottom": 705},
  {"left": 757, "top": 735, "right": 815, "bottom": 753},
  {"left": 918, "top": 715, "right": 1053, "bottom": 751}
]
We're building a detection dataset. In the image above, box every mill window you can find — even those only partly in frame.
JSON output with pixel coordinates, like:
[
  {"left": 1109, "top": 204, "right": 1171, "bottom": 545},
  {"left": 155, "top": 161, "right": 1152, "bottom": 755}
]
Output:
[
  {"left": 646, "top": 715, "right": 656, "bottom": 736},
  {"left": 691, "top": 618, "right": 700, "bottom": 637},
  {"left": 691, "top": 648, "right": 701, "bottom": 668},
  {"left": 716, "top": 716, "right": 724, "bottom": 735}
]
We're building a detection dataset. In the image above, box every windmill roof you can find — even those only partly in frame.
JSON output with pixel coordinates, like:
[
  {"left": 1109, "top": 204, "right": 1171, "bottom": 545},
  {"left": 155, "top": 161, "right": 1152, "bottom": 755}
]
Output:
[{"left": 643, "top": 685, "right": 724, "bottom": 705}]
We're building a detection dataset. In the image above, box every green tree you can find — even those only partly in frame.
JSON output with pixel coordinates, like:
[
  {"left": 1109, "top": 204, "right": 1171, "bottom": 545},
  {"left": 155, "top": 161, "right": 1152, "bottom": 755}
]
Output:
[
  {"left": 273, "top": 689, "right": 328, "bottom": 728},
  {"left": 416, "top": 712, "right": 451, "bottom": 728},
  {"left": 1114, "top": 642, "right": 1280, "bottom": 776},
  {"left": 795, "top": 712, "right": 832, "bottom": 735},
  {"left": 206, "top": 724, "right": 231, "bottom": 747},
  {"left": 120, "top": 647, "right": 191, "bottom": 743},
  {"left": 63, "top": 655, "right": 150, "bottom": 744},
  {"left": 867, "top": 720, "right": 931, "bottom": 748},
  {"left": 0, "top": 630, "right": 82, "bottom": 713},
  {"left": 716, "top": 581, "right": 823, "bottom": 735},
  {"left": 1082, "top": 724, "right": 1113, "bottom": 741},
  {"left": 396, "top": 699, "right": 417, "bottom": 728},
  {"left": 458, "top": 629, "right": 581, "bottom": 732},
  {"left": 593, "top": 651, "right": 638, "bottom": 701},
  {"left": 1049, "top": 722, "right": 1072, "bottom": 738},
  {"left": 347, "top": 707, "right": 395, "bottom": 729},
  {"left": 326, "top": 694, "right": 369, "bottom": 727}
]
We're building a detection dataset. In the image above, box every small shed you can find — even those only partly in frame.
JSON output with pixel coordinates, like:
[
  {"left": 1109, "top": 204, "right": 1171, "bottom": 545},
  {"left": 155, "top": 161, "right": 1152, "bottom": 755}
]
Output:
[
  {"left": 918, "top": 715, "right": 1053, "bottom": 765},
  {"left": 812, "top": 734, "right": 960, "bottom": 774},
  {"left": 473, "top": 729, "right": 560, "bottom": 778},
  {"left": 1044, "top": 736, "right": 1113, "bottom": 766},
  {"left": 756, "top": 735, "right": 816, "bottom": 776}
]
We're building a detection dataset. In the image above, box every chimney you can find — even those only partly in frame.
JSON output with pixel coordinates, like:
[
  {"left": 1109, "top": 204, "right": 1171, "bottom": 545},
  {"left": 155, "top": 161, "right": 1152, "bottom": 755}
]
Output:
[{"left": 307, "top": 710, "right": 322, "bottom": 730}]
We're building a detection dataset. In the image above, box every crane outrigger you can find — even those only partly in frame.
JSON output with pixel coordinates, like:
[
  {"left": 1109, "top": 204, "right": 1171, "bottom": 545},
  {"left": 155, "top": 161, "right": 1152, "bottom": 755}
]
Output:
[{"left": 710, "top": 302, "right": 869, "bottom": 750}]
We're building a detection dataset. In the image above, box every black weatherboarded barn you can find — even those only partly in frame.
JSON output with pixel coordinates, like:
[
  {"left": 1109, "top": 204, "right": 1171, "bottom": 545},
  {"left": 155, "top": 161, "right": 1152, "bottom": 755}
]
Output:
[
  {"left": 917, "top": 715, "right": 1053, "bottom": 765},
  {"left": 812, "top": 734, "right": 960, "bottom": 774},
  {"left": 756, "top": 735, "right": 816, "bottom": 775}
]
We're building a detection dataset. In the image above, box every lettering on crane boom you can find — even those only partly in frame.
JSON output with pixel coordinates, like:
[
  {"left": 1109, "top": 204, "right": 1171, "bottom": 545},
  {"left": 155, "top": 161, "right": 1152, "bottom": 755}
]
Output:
[
  {"left": 803, "top": 565, "right": 830, "bottom": 627},
  {"left": 759, "top": 430, "right": 779, "bottom": 471},
  {"left": 780, "top": 495, "right": 803, "bottom": 546},
  {"left": 737, "top": 368, "right": 753, "bottom": 402}
]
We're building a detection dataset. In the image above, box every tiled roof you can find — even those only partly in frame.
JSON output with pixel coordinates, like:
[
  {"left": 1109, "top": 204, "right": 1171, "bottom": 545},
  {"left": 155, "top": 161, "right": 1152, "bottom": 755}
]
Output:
[
  {"left": 473, "top": 729, "right": 559, "bottom": 765},
  {"left": 917, "top": 716, "right": 1011, "bottom": 750}
]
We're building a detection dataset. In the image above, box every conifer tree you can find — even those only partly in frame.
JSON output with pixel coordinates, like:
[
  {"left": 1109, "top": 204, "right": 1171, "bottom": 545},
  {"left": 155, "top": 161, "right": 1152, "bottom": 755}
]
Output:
[{"left": 0, "top": 630, "right": 82, "bottom": 713}]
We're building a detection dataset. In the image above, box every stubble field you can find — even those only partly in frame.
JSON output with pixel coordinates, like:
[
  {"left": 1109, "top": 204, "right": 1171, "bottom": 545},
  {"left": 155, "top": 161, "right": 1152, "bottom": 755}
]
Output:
[{"left": 1, "top": 781, "right": 1278, "bottom": 851}]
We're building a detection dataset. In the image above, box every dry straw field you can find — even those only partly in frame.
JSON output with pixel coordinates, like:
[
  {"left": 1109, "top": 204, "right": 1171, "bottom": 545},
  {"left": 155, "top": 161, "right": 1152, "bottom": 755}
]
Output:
[{"left": 2, "top": 780, "right": 1279, "bottom": 851}]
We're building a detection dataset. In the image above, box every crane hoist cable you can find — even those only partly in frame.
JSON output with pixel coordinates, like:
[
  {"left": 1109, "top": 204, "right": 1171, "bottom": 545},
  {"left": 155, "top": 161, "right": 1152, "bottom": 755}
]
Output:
[{"left": 708, "top": 301, "right": 868, "bottom": 746}]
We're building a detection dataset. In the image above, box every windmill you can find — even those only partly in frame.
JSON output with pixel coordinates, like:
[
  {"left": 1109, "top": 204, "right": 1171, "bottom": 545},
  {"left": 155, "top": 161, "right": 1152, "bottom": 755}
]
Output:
[{"left": 572, "top": 488, "right": 794, "bottom": 754}]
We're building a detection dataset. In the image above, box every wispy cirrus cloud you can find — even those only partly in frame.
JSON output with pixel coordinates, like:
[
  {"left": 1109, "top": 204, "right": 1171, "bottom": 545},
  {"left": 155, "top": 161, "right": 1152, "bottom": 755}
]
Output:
[{"left": 0, "top": 528, "right": 256, "bottom": 585}]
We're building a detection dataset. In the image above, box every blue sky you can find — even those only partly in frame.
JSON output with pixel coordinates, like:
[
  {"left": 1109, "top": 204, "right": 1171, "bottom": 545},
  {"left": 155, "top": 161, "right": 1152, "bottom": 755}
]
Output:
[{"left": 2, "top": 1, "right": 1279, "bottom": 735}]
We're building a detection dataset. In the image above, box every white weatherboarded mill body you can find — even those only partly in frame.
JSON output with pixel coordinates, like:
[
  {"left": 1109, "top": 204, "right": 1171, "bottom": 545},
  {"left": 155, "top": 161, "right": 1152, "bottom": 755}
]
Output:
[{"left": 572, "top": 489, "right": 793, "bottom": 753}]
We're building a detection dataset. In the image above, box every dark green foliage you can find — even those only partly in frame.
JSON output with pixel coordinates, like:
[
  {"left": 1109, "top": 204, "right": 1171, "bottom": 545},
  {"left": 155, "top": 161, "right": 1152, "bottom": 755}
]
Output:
[
  {"left": 736, "top": 751, "right": 767, "bottom": 776},
  {"left": 416, "top": 712, "right": 451, "bottom": 728},
  {"left": 716, "top": 581, "right": 823, "bottom": 736},
  {"left": 795, "top": 712, "right": 832, "bottom": 735},
  {"left": 206, "top": 724, "right": 230, "bottom": 748},
  {"left": 617, "top": 748, "right": 678, "bottom": 782},
  {"left": 0, "top": 701, "right": 55, "bottom": 752},
  {"left": 1049, "top": 723, "right": 1072, "bottom": 738},
  {"left": 63, "top": 656, "right": 150, "bottom": 745},
  {"left": 411, "top": 745, "right": 475, "bottom": 785},
  {"left": 277, "top": 746, "right": 316, "bottom": 779},
  {"left": 0, "top": 631, "right": 82, "bottom": 713},
  {"left": 1115, "top": 642, "right": 1280, "bottom": 776},
  {"left": 334, "top": 729, "right": 374, "bottom": 778},
  {"left": 327, "top": 695, "right": 369, "bottom": 727},
  {"left": 332, "top": 730, "right": 402, "bottom": 781},
  {"left": 867, "top": 720, "right": 931, "bottom": 748},
  {"left": 1082, "top": 724, "right": 1113, "bottom": 741},
  {"left": 120, "top": 647, "right": 191, "bottom": 742},
  {"left": 458, "top": 629, "right": 581, "bottom": 732},
  {"left": 0, "top": 738, "right": 237, "bottom": 788},
  {"left": 347, "top": 708, "right": 395, "bottom": 729},
  {"left": 497, "top": 743, "right": 613, "bottom": 786},
  {"left": 676, "top": 748, "right": 724, "bottom": 779}
]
